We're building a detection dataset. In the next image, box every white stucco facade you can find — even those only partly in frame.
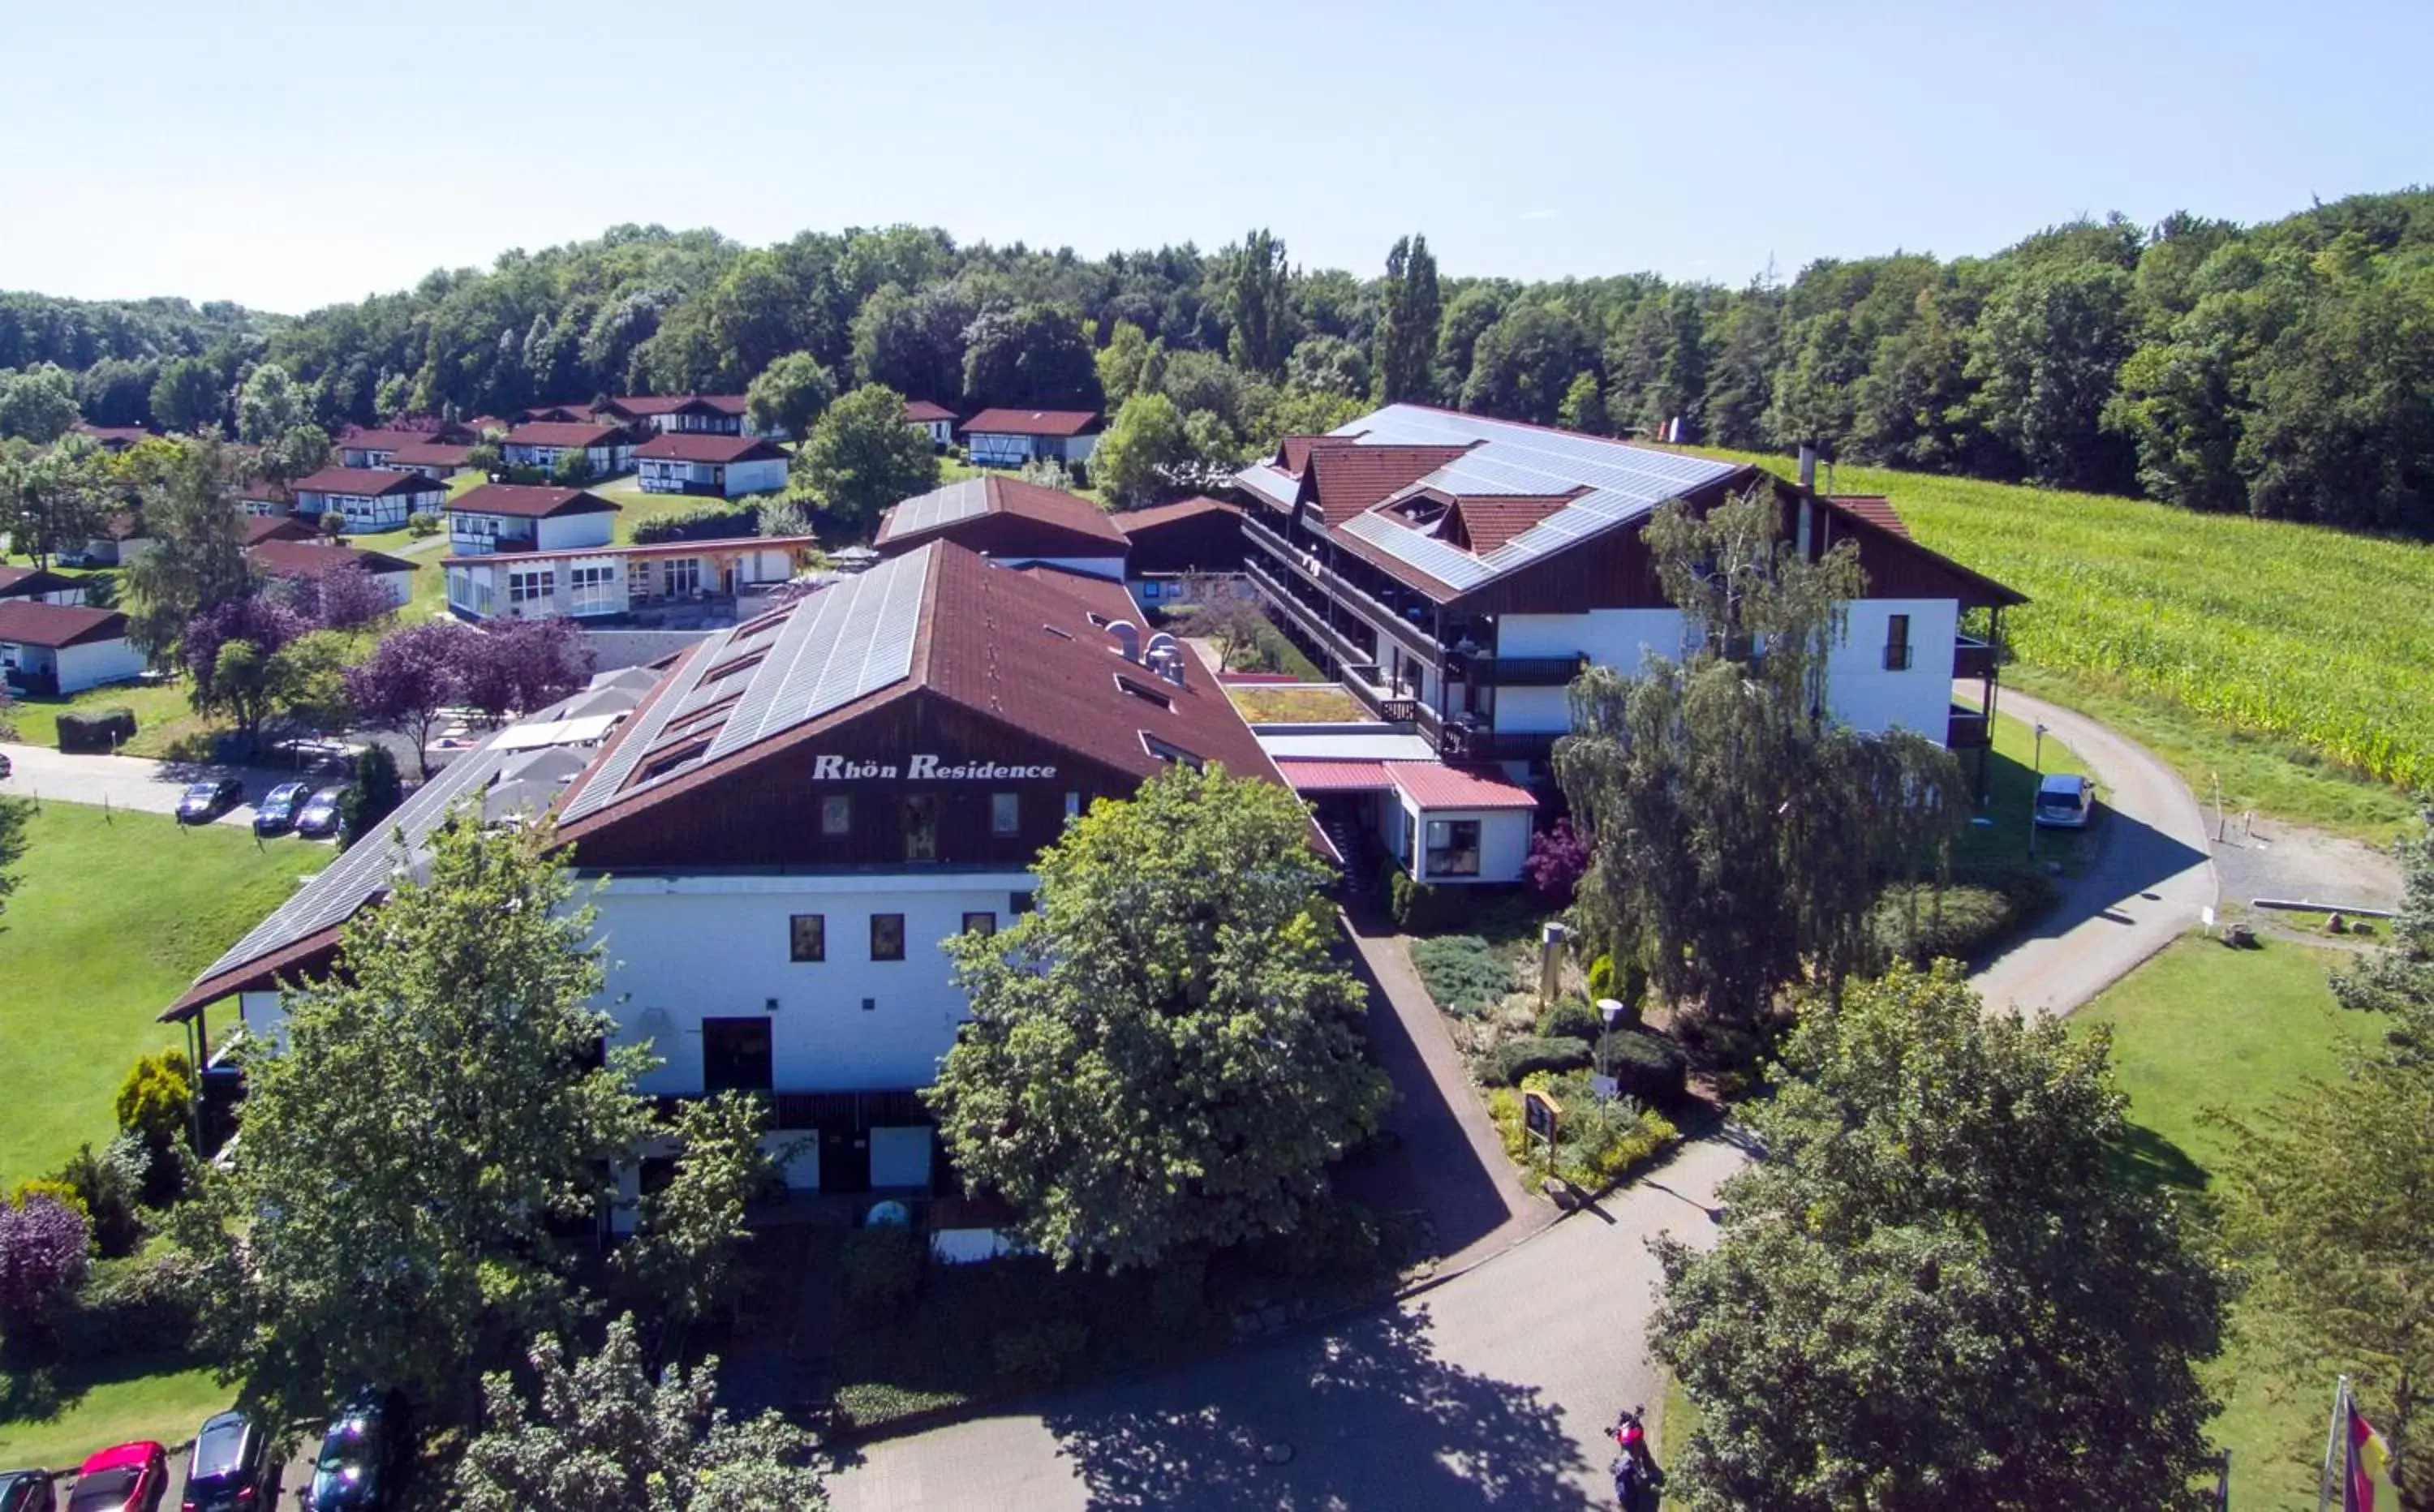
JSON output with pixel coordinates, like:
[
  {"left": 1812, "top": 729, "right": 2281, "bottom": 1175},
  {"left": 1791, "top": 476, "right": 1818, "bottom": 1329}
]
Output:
[
  {"left": 589, "top": 870, "right": 1035, "bottom": 1097},
  {"left": 0, "top": 634, "right": 144, "bottom": 694}
]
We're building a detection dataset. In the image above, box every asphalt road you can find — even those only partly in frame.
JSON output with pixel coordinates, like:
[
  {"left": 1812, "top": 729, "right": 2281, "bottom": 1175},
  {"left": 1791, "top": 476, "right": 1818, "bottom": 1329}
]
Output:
[
  {"left": 1966, "top": 684, "right": 2220, "bottom": 1017},
  {"left": 828, "top": 1134, "right": 1750, "bottom": 1511},
  {"left": 0, "top": 741, "right": 344, "bottom": 838}
]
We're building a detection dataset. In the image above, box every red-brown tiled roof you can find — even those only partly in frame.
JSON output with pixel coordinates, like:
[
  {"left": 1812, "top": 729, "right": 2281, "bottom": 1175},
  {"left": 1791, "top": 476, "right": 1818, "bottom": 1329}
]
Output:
[
  {"left": 0, "top": 600, "right": 129, "bottom": 649},
  {"left": 448, "top": 483, "right": 622, "bottom": 520},
  {"left": 338, "top": 427, "right": 440, "bottom": 453},
  {"left": 600, "top": 393, "right": 748, "bottom": 419},
  {"left": 235, "top": 476, "right": 295, "bottom": 506},
  {"left": 1278, "top": 759, "right": 1397, "bottom": 793},
  {"left": 1008, "top": 564, "right": 1141, "bottom": 624},
  {"left": 243, "top": 514, "right": 321, "bottom": 545},
  {"left": 293, "top": 467, "right": 448, "bottom": 498},
  {"left": 1829, "top": 495, "right": 1909, "bottom": 538},
  {"left": 385, "top": 440, "right": 472, "bottom": 467},
  {"left": 1446, "top": 494, "right": 1579, "bottom": 552},
  {"left": 903, "top": 400, "right": 957, "bottom": 423},
  {"left": 1387, "top": 762, "right": 1539, "bottom": 810},
  {"left": 1114, "top": 496, "right": 1239, "bottom": 532},
  {"left": 0, "top": 565, "right": 77, "bottom": 599},
  {"left": 1303, "top": 445, "right": 1473, "bottom": 526},
  {"left": 502, "top": 422, "right": 628, "bottom": 449},
  {"left": 1276, "top": 433, "right": 1363, "bottom": 475},
  {"left": 633, "top": 433, "right": 787, "bottom": 464},
  {"left": 962, "top": 407, "right": 1100, "bottom": 438},
  {"left": 436, "top": 535, "right": 812, "bottom": 569},
  {"left": 249, "top": 539, "right": 414, "bottom": 578},
  {"left": 514, "top": 403, "right": 594, "bottom": 423}
]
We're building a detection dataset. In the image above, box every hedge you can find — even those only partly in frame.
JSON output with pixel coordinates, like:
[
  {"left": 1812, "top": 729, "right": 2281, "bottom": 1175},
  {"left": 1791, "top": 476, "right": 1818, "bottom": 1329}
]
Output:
[
  {"left": 630, "top": 501, "right": 761, "bottom": 544},
  {"left": 1471, "top": 1034, "right": 1593, "bottom": 1087},
  {"left": 1488, "top": 1070, "right": 1680, "bottom": 1192},
  {"left": 1600, "top": 1027, "right": 1690, "bottom": 1106},
  {"left": 57, "top": 707, "right": 136, "bottom": 753},
  {"left": 1876, "top": 866, "right": 2060, "bottom": 965}
]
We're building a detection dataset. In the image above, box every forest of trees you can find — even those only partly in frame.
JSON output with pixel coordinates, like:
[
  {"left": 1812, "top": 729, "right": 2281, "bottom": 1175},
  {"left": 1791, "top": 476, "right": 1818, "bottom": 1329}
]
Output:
[{"left": 2, "top": 188, "right": 2429, "bottom": 533}]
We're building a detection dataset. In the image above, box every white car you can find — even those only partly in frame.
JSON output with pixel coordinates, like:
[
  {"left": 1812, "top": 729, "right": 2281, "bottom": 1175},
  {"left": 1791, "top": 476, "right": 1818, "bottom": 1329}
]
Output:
[{"left": 2034, "top": 772, "right": 2095, "bottom": 828}]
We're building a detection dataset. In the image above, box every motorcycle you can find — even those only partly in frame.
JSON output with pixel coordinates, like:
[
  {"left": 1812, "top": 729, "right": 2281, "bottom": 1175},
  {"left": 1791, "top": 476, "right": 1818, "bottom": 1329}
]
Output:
[{"left": 1606, "top": 1405, "right": 1654, "bottom": 1508}]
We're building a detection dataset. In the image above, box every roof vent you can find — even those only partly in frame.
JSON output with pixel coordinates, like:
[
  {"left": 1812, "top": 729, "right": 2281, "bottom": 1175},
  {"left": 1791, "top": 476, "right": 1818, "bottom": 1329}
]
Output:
[{"left": 1108, "top": 620, "right": 1141, "bottom": 662}]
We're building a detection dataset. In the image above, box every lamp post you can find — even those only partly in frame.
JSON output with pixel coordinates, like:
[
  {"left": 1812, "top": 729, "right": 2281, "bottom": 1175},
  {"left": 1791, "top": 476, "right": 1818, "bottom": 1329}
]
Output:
[
  {"left": 2028, "top": 720, "right": 2049, "bottom": 860},
  {"left": 1597, "top": 997, "right": 1625, "bottom": 1086}
]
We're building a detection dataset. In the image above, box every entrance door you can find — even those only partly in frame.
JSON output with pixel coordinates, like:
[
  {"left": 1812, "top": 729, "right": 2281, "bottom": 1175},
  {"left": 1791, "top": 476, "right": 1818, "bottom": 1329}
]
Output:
[
  {"left": 819, "top": 1125, "right": 871, "bottom": 1193},
  {"left": 700, "top": 1017, "right": 773, "bottom": 1093}
]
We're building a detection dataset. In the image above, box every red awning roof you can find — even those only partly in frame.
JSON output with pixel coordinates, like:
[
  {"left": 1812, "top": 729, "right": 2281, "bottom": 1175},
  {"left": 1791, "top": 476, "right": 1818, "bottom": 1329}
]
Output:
[
  {"left": 1278, "top": 759, "right": 1397, "bottom": 793},
  {"left": 1387, "top": 762, "right": 1539, "bottom": 810}
]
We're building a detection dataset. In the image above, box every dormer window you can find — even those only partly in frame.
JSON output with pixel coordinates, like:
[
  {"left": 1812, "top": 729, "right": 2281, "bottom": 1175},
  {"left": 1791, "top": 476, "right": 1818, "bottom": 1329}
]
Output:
[
  {"left": 1115, "top": 674, "right": 1172, "bottom": 711},
  {"left": 1140, "top": 733, "right": 1202, "bottom": 771}
]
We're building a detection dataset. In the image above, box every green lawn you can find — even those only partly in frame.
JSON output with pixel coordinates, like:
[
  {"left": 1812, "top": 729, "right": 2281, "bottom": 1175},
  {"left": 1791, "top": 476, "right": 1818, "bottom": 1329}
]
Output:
[
  {"left": 1227, "top": 685, "right": 1367, "bottom": 724},
  {"left": 0, "top": 801, "right": 333, "bottom": 1184},
  {"left": 2077, "top": 934, "right": 2391, "bottom": 1510},
  {"left": 3, "top": 677, "right": 226, "bottom": 761},
  {"left": 0, "top": 1353, "right": 230, "bottom": 1470},
  {"left": 1955, "top": 705, "right": 2092, "bottom": 873}
]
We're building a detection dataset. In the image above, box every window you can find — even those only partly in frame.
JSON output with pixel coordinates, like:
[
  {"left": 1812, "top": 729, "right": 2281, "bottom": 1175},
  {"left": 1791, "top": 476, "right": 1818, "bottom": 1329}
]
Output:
[
  {"left": 1141, "top": 732, "right": 1203, "bottom": 770},
  {"left": 508, "top": 567, "right": 555, "bottom": 607},
  {"left": 664, "top": 557, "right": 702, "bottom": 597},
  {"left": 1882, "top": 612, "right": 1913, "bottom": 671},
  {"left": 870, "top": 913, "right": 905, "bottom": 961},
  {"left": 788, "top": 913, "right": 825, "bottom": 962},
  {"left": 1424, "top": 818, "right": 1482, "bottom": 878},
  {"left": 1009, "top": 890, "right": 1036, "bottom": 916},
  {"left": 1116, "top": 674, "right": 1172, "bottom": 711},
  {"left": 701, "top": 1017, "right": 773, "bottom": 1093},
  {"left": 903, "top": 795, "right": 938, "bottom": 861},
  {"left": 820, "top": 793, "right": 852, "bottom": 837},
  {"left": 962, "top": 911, "right": 996, "bottom": 937},
  {"left": 990, "top": 792, "right": 1020, "bottom": 836},
  {"left": 568, "top": 564, "right": 618, "bottom": 615},
  {"left": 1064, "top": 790, "right": 1082, "bottom": 820}
]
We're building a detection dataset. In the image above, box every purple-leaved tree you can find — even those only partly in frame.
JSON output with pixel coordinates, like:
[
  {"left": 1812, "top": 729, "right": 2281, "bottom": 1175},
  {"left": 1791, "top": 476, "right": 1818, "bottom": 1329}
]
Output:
[
  {"left": 344, "top": 620, "right": 474, "bottom": 778},
  {"left": 0, "top": 1193, "right": 90, "bottom": 1335},
  {"left": 1524, "top": 817, "right": 1589, "bottom": 908},
  {"left": 269, "top": 561, "right": 395, "bottom": 631},
  {"left": 461, "top": 618, "right": 596, "bottom": 724}
]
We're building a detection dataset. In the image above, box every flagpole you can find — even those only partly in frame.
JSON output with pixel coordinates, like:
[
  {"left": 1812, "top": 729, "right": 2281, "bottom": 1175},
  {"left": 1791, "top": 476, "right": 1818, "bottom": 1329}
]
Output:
[{"left": 2318, "top": 1374, "right": 2350, "bottom": 1512}]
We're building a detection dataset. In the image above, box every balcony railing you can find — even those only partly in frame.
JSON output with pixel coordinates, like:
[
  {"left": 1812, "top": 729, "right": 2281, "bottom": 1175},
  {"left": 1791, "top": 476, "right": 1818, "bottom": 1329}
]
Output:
[
  {"left": 1946, "top": 706, "right": 1991, "bottom": 750},
  {"left": 1244, "top": 558, "right": 1373, "bottom": 667},
  {"left": 1448, "top": 652, "right": 1586, "bottom": 686},
  {"left": 1441, "top": 723, "right": 1563, "bottom": 762},
  {"left": 1953, "top": 635, "right": 1997, "bottom": 681}
]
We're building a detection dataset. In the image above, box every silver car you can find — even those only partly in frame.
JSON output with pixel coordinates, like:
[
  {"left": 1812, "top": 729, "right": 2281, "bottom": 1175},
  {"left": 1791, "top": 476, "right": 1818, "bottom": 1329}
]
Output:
[{"left": 2034, "top": 772, "right": 2095, "bottom": 828}]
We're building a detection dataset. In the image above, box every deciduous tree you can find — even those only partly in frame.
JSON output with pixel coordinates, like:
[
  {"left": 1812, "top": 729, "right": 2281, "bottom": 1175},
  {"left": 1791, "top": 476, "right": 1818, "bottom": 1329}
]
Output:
[
  {"left": 455, "top": 1313, "right": 827, "bottom": 1512},
  {"left": 1653, "top": 962, "right": 2222, "bottom": 1512},
  {"left": 168, "top": 814, "right": 657, "bottom": 1428},
  {"left": 960, "top": 303, "right": 1098, "bottom": 411},
  {"left": 615, "top": 1093, "right": 781, "bottom": 1333},
  {"left": 0, "top": 437, "right": 108, "bottom": 567},
  {"left": 1374, "top": 234, "right": 1442, "bottom": 404},
  {"left": 793, "top": 383, "right": 939, "bottom": 541},
  {"left": 745, "top": 350, "right": 836, "bottom": 441},
  {"left": 0, "top": 1192, "right": 89, "bottom": 1338},
  {"left": 927, "top": 765, "right": 1391, "bottom": 1271},
  {"left": 344, "top": 619, "right": 472, "bottom": 777},
  {"left": 1555, "top": 488, "right": 1964, "bottom": 1047},
  {"left": 1093, "top": 392, "right": 1194, "bottom": 508},
  {"left": 148, "top": 356, "right": 224, "bottom": 435},
  {"left": 1221, "top": 229, "right": 1294, "bottom": 376},
  {"left": 121, "top": 434, "right": 253, "bottom": 661},
  {"left": 235, "top": 362, "right": 309, "bottom": 445},
  {"left": 0, "top": 363, "right": 81, "bottom": 443}
]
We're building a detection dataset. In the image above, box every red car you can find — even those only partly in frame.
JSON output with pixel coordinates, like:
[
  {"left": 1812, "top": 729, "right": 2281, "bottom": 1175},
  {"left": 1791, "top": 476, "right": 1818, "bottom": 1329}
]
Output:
[{"left": 66, "top": 1444, "right": 166, "bottom": 1512}]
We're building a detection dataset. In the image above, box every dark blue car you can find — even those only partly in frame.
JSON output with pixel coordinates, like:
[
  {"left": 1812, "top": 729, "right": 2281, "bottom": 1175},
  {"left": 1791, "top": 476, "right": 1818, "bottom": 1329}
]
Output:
[
  {"left": 252, "top": 782, "right": 311, "bottom": 836},
  {"left": 182, "top": 1410, "right": 269, "bottom": 1510}
]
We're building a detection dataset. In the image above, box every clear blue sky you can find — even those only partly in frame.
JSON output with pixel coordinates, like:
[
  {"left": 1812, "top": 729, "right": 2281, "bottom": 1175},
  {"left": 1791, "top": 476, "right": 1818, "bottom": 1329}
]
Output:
[{"left": 3, "top": 0, "right": 2425, "bottom": 314}]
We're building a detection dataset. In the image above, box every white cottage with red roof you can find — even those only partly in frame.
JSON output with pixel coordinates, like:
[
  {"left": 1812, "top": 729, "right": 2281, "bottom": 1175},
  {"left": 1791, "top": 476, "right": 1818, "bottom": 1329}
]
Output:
[
  {"left": 501, "top": 422, "right": 635, "bottom": 478},
  {"left": 291, "top": 466, "right": 449, "bottom": 533},
  {"left": 633, "top": 433, "right": 789, "bottom": 497},
  {"left": 961, "top": 408, "right": 1101, "bottom": 470},
  {"left": 0, "top": 602, "right": 143, "bottom": 694},
  {"left": 161, "top": 543, "right": 1309, "bottom": 1205}
]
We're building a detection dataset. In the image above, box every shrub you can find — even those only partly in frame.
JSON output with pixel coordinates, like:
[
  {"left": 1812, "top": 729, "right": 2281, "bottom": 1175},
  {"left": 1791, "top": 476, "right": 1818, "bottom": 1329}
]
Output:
[
  {"left": 1387, "top": 872, "right": 1486, "bottom": 933},
  {"left": 7, "top": 1180, "right": 88, "bottom": 1229},
  {"left": 991, "top": 1320, "right": 1089, "bottom": 1383},
  {"left": 1408, "top": 934, "right": 1516, "bottom": 1019},
  {"left": 0, "top": 1193, "right": 90, "bottom": 1334},
  {"left": 1876, "top": 866, "right": 2058, "bottom": 966},
  {"left": 1472, "top": 1034, "right": 1593, "bottom": 1088},
  {"left": 57, "top": 707, "right": 136, "bottom": 753},
  {"left": 1489, "top": 1072, "right": 1680, "bottom": 1192},
  {"left": 54, "top": 1138, "right": 145, "bottom": 1258},
  {"left": 1585, "top": 954, "right": 1615, "bottom": 1000},
  {"left": 630, "top": 501, "right": 760, "bottom": 544},
  {"left": 841, "top": 1223, "right": 924, "bottom": 1324},
  {"left": 54, "top": 1252, "right": 199, "bottom": 1360},
  {"left": 1524, "top": 818, "right": 1588, "bottom": 907},
  {"left": 1600, "top": 1027, "right": 1691, "bottom": 1106},
  {"left": 338, "top": 743, "right": 402, "bottom": 848},
  {"left": 1242, "top": 1199, "right": 1381, "bottom": 1280},
  {"left": 114, "top": 1050, "right": 194, "bottom": 1149},
  {"left": 1536, "top": 997, "right": 1604, "bottom": 1044},
  {"left": 405, "top": 510, "right": 441, "bottom": 538}
]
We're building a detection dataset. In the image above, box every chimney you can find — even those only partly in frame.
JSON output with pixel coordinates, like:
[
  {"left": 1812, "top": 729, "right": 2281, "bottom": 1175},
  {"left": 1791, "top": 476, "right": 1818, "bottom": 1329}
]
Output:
[
  {"left": 1798, "top": 443, "right": 1817, "bottom": 492},
  {"left": 1108, "top": 621, "right": 1141, "bottom": 662}
]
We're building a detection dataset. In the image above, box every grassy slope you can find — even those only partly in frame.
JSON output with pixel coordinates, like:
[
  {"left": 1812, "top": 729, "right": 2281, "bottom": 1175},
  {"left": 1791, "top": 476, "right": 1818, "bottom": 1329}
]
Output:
[
  {"left": 0, "top": 801, "right": 332, "bottom": 1183},
  {"left": 2076, "top": 935, "right": 2390, "bottom": 1510},
  {"left": 1695, "top": 449, "right": 2428, "bottom": 843},
  {"left": 0, "top": 1358, "right": 229, "bottom": 1471},
  {"left": 4, "top": 678, "right": 223, "bottom": 760}
]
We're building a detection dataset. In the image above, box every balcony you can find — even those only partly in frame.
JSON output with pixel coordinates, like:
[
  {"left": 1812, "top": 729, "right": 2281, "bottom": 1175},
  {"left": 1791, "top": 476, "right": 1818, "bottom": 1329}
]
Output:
[
  {"left": 1946, "top": 705, "right": 1991, "bottom": 750},
  {"left": 1244, "top": 557, "right": 1374, "bottom": 668},
  {"left": 1441, "top": 720, "right": 1563, "bottom": 763},
  {"left": 1953, "top": 635, "right": 1997, "bottom": 682},
  {"left": 1448, "top": 653, "right": 1586, "bottom": 687}
]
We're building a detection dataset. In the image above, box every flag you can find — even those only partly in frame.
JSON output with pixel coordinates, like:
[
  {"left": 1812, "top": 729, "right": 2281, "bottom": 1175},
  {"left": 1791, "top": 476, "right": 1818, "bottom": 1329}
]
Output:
[{"left": 2343, "top": 1392, "right": 2390, "bottom": 1512}]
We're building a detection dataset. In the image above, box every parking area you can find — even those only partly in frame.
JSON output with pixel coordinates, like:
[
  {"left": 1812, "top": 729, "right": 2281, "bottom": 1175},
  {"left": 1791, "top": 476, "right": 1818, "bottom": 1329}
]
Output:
[{"left": 0, "top": 742, "right": 349, "bottom": 840}]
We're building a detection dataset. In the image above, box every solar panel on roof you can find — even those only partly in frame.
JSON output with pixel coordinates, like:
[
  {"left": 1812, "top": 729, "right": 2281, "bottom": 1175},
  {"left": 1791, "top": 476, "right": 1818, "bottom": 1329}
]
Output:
[{"left": 886, "top": 477, "right": 991, "bottom": 537}]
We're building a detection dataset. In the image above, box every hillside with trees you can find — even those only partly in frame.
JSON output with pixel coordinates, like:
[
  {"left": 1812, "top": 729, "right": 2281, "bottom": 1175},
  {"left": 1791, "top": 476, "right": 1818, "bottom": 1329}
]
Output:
[{"left": 2, "top": 189, "right": 2431, "bottom": 532}]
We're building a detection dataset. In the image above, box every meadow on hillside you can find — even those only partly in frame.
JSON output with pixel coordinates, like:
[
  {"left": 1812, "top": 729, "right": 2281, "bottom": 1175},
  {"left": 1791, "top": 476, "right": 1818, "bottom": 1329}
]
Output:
[{"left": 1705, "top": 450, "right": 2434, "bottom": 793}]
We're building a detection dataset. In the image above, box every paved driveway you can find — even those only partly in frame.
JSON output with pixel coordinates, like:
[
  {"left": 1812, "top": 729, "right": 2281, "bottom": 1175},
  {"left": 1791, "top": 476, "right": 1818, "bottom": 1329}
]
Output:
[
  {"left": 0, "top": 741, "right": 332, "bottom": 835},
  {"left": 828, "top": 1135, "right": 1748, "bottom": 1511},
  {"left": 1966, "top": 685, "right": 2219, "bottom": 1017}
]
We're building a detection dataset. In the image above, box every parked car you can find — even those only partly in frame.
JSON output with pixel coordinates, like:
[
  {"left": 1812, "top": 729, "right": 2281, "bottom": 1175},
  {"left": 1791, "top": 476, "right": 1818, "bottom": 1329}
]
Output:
[
  {"left": 180, "top": 1410, "right": 269, "bottom": 1512},
  {"left": 0, "top": 1468, "right": 57, "bottom": 1512},
  {"left": 175, "top": 778, "right": 244, "bottom": 825},
  {"left": 2034, "top": 772, "right": 2096, "bottom": 828},
  {"left": 304, "top": 1392, "right": 404, "bottom": 1512},
  {"left": 63, "top": 1442, "right": 166, "bottom": 1512},
  {"left": 252, "top": 781, "right": 311, "bottom": 836},
  {"left": 293, "top": 786, "right": 348, "bottom": 840},
  {"left": 0, "top": 752, "right": 14, "bottom": 781}
]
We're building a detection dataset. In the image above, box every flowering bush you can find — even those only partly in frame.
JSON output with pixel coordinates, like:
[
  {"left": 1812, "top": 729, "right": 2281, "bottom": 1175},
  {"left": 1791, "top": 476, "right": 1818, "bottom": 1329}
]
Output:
[
  {"left": 0, "top": 1192, "right": 91, "bottom": 1332},
  {"left": 1523, "top": 818, "right": 1589, "bottom": 907}
]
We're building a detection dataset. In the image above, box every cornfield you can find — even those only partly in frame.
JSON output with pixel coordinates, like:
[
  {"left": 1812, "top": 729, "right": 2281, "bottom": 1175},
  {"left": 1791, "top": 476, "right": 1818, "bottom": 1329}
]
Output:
[{"left": 1702, "top": 451, "right": 2434, "bottom": 791}]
